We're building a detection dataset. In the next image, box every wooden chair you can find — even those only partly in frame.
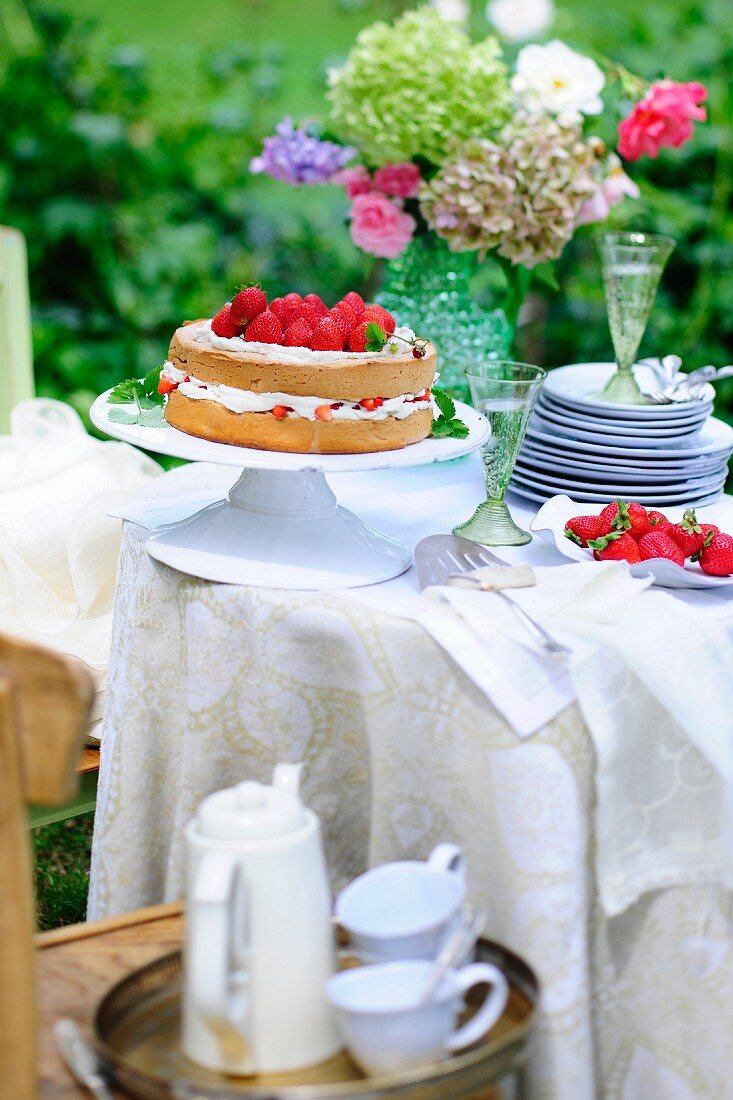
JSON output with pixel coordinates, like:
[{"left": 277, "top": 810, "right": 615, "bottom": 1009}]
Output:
[
  {"left": 0, "top": 225, "right": 101, "bottom": 814},
  {"left": 0, "top": 225, "right": 35, "bottom": 432},
  {"left": 0, "top": 633, "right": 94, "bottom": 1100}
]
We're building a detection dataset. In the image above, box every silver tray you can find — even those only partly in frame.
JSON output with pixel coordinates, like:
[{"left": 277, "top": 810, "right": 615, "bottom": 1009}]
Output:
[{"left": 93, "top": 937, "right": 538, "bottom": 1100}]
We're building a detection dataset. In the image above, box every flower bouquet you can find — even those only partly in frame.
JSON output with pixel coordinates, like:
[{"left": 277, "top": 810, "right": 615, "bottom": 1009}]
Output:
[{"left": 251, "top": 7, "right": 706, "bottom": 398}]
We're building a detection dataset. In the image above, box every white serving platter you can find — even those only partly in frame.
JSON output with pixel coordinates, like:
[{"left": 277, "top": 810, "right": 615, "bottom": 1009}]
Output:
[
  {"left": 530, "top": 494, "right": 733, "bottom": 589},
  {"left": 91, "top": 391, "right": 489, "bottom": 589}
]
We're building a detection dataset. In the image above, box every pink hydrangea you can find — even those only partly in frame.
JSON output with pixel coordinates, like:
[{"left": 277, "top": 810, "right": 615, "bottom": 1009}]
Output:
[
  {"left": 577, "top": 164, "right": 640, "bottom": 225},
  {"left": 349, "top": 192, "right": 416, "bottom": 259},
  {"left": 372, "top": 162, "right": 422, "bottom": 199},
  {"left": 332, "top": 164, "right": 373, "bottom": 198},
  {"left": 618, "top": 80, "right": 707, "bottom": 161}
]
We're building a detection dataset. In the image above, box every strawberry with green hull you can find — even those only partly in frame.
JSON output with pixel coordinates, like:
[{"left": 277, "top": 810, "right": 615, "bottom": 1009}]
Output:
[
  {"left": 564, "top": 515, "right": 604, "bottom": 547},
  {"left": 588, "top": 530, "right": 641, "bottom": 564},
  {"left": 696, "top": 530, "right": 733, "bottom": 575}
]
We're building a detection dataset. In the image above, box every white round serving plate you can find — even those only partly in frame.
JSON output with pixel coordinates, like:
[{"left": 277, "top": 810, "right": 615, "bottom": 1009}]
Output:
[
  {"left": 512, "top": 465, "right": 727, "bottom": 501},
  {"left": 537, "top": 396, "right": 709, "bottom": 432},
  {"left": 529, "top": 494, "right": 733, "bottom": 589},
  {"left": 91, "top": 390, "right": 488, "bottom": 589},
  {"left": 543, "top": 362, "right": 715, "bottom": 416},
  {"left": 519, "top": 444, "right": 729, "bottom": 480},
  {"left": 531, "top": 412, "right": 700, "bottom": 448},
  {"left": 511, "top": 468, "right": 727, "bottom": 507},
  {"left": 524, "top": 414, "right": 733, "bottom": 459},
  {"left": 511, "top": 482, "right": 725, "bottom": 510},
  {"left": 542, "top": 391, "right": 712, "bottom": 426},
  {"left": 514, "top": 459, "right": 728, "bottom": 494}
]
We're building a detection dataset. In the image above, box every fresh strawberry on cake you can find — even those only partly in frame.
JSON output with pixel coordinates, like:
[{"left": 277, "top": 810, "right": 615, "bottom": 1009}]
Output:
[{"left": 159, "top": 286, "right": 438, "bottom": 455}]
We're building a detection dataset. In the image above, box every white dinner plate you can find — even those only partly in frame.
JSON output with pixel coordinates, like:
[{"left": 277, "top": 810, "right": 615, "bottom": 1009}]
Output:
[
  {"left": 512, "top": 462, "right": 727, "bottom": 498},
  {"left": 515, "top": 455, "right": 728, "bottom": 488},
  {"left": 542, "top": 390, "right": 713, "bottom": 425},
  {"left": 530, "top": 412, "right": 701, "bottom": 448},
  {"left": 543, "top": 362, "right": 716, "bottom": 415},
  {"left": 519, "top": 443, "right": 729, "bottom": 479},
  {"left": 537, "top": 395, "right": 710, "bottom": 431},
  {"left": 529, "top": 494, "right": 733, "bottom": 589},
  {"left": 535, "top": 402, "right": 704, "bottom": 438},
  {"left": 524, "top": 414, "right": 733, "bottom": 459},
  {"left": 508, "top": 484, "right": 726, "bottom": 512}
]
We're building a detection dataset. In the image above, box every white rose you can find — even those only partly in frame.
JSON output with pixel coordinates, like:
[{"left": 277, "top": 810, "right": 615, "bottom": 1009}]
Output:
[
  {"left": 512, "top": 40, "right": 605, "bottom": 117},
  {"left": 486, "top": 0, "right": 555, "bottom": 41},
  {"left": 430, "top": 0, "right": 470, "bottom": 23}
]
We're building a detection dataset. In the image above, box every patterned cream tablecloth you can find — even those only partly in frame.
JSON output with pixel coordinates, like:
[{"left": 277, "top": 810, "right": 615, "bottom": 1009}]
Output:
[{"left": 89, "top": 461, "right": 733, "bottom": 1100}]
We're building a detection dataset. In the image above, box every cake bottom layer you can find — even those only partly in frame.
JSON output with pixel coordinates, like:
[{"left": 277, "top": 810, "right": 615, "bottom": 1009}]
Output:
[{"left": 165, "top": 391, "right": 434, "bottom": 454}]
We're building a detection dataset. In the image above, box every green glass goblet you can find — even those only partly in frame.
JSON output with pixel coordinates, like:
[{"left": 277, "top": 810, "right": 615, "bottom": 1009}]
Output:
[
  {"left": 453, "top": 361, "right": 546, "bottom": 546},
  {"left": 596, "top": 231, "right": 676, "bottom": 405}
]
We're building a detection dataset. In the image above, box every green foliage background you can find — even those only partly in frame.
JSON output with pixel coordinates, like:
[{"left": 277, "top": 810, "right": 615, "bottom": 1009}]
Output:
[{"left": 1, "top": 0, "right": 732, "bottom": 428}]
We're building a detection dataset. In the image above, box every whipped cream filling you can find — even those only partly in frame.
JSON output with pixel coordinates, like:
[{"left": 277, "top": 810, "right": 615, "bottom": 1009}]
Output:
[
  {"left": 161, "top": 363, "right": 432, "bottom": 422},
  {"left": 189, "top": 320, "right": 420, "bottom": 364}
]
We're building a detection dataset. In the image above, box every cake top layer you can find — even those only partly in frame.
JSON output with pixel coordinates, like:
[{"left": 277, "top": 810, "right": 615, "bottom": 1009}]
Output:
[{"left": 190, "top": 319, "right": 424, "bottom": 367}]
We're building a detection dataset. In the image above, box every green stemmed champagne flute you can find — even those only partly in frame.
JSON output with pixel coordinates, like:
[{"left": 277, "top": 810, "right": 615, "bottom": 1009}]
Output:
[
  {"left": 596, "top": 231, "right": 676, "bottom": 405},
  {"left": 453, "top": 361, "right": 546, "bottom": 546}
]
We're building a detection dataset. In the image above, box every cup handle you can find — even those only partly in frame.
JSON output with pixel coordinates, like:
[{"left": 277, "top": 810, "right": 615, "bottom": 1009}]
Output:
[
  {"left": 445, "top": 963, "right": 509, "bottom": 1053},
  {"left": 190, "top": 850, "right": 249, "bottom": 1032},
  {"left": 427, "top": 843, "right": 466, "bottom": 879}
]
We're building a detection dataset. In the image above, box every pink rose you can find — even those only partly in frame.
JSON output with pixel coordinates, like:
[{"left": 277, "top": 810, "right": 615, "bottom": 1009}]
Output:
[
  {"left": 373, "top": 162, "right": 422, "bottom": 199},
  {"left": 332, "top": 165, "right": 372, "bottom": 198},
  {"left": 618, "top": 80, "right": 707, "bottom": 161},
  {"left": 349, "top": 191, "right": 416, "bottom": 259}
]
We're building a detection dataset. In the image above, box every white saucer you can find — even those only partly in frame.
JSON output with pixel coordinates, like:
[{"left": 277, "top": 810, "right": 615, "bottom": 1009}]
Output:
[
  {"left": 537, "top": 396, "right": 710, "bottom": 431},
  {"left": 534, "top": 404, "right": 702, "bottom": 440},
  {"left": 510, "top": 481, "right": 725, "bottom": 509},
  {"left": 519, "top": 444, "right": 729, "bottom": 479},
  {"left": 542, "top": 390, "right": 712, "bottom": 425},
  {"left": 512, "top": 464, "right": 727, "bottom": 499}
]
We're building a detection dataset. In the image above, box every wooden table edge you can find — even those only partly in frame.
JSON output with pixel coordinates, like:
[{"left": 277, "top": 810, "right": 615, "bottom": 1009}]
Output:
[{"left": 36, "top": 900, "right": 184, "bottom": 950}]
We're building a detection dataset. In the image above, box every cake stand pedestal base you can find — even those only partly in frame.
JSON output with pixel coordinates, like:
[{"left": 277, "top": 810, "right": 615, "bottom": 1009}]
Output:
[{"left": 145, "top": 467, "right": 412, "bottom": 589}]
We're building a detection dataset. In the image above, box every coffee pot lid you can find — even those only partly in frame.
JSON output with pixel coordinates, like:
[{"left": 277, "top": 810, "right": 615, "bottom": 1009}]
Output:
[{"left": 196, "top": 762, "right": 305, "bottom": 842}]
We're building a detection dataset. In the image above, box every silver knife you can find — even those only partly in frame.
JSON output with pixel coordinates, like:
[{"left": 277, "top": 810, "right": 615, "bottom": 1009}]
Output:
[{"left": 54, "top": 1018, "right": 114, "bottom": 1100}]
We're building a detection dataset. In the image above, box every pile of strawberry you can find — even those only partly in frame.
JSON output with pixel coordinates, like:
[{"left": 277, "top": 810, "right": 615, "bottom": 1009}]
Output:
[
  {"left": 564, "top": 501, "right": 733, "bottom": 576},
  {"left": 210, "top": 286, "right": 411, "bottom": 355}
]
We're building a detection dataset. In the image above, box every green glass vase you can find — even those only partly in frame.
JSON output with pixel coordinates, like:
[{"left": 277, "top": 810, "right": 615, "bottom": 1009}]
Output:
[{"left": 377, "top": 236, "right": 512, "bottom": 405}]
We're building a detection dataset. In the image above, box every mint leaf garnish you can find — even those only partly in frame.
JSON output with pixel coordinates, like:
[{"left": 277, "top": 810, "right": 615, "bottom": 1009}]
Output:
[
  {"left": 430, "top": 386, "right": 468, "bottom": 439},
  {"left": 365, "top": 322, "right": 387, "bottom": 352},
  {"left": 108, "top": 366, "right": 165, "bottom": 407},
  {"left": 108, "top": 406, "right": 165, "bottom": 427}
]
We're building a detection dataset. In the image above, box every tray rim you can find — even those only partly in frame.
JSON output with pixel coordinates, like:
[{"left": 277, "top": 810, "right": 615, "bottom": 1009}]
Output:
[{"left": 93, "top": 938, "right": 538, "bottom": 1100}]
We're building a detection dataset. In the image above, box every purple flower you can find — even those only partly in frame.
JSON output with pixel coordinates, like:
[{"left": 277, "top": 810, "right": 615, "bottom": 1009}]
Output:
[{"left": 250, "top": 118, "right": 356, "bottom": 186}]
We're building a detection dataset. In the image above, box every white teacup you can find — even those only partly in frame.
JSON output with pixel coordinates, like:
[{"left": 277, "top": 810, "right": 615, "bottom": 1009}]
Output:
[
  {"left": 326, "top": 958, "right": 509, "bottom": 1076},
  {"left": 336, "top": 844, "right": 466, "bottom": 963}
]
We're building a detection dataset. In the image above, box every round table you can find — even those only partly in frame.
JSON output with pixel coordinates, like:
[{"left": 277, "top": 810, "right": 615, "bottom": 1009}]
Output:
[{"left": 89, "top": 455, "right": 733, "bottom": 1100}]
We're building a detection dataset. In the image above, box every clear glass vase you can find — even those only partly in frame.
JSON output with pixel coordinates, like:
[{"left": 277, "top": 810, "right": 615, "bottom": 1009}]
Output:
[{"left": 377, "top": 236, "right": 512, "bottom": 405}]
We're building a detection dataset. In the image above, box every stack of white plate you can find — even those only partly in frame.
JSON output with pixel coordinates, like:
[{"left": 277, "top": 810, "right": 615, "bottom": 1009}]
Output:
[{"left": 512, "top": 362, "right": 733, "bottom": 506}]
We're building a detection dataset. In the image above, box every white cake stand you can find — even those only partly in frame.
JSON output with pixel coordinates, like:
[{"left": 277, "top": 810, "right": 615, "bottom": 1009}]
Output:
[{"left": 91, "top": 391, "right": 489, "bottom": 589}]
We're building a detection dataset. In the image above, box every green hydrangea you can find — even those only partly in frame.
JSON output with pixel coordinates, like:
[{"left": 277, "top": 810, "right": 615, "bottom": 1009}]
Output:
[{"left": 327, "top": 8, "right": 511, "bottom": 167}]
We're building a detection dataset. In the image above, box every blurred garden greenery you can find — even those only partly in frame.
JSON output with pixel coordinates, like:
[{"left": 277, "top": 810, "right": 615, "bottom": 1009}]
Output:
[{"left": 1, "top": 0, "right": 732, "bottom": 429}]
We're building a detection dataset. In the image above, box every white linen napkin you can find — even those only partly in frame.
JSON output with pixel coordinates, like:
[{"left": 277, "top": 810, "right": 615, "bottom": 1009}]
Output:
[
  {"left": 420, "top": 562, "right": 733, "bottom": 915},
  {"left": 0, "top": 399, "right": 161, "bottom": 706}
]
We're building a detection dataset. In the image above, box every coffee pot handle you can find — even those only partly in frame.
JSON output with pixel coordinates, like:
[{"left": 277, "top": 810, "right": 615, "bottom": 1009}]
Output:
[
  {"left": 427, "top": 843, "right": 465, "bottom": 879},
  {"left": 445, "top": 963, "right": 509, "bottom": 1052},
  {"left": 190, "top": 851, "right": 249, "bottom": 1034}
]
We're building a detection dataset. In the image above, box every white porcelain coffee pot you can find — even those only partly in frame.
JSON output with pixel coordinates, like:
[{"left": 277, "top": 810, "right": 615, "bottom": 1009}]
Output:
[{"left": 182, "top": 763, "right": 340, "bottom": 1075}]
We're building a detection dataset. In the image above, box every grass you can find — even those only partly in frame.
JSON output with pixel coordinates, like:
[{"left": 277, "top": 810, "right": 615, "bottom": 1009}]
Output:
[{"left": 34, "top": 815, "right": 94, "bottom": 931}]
